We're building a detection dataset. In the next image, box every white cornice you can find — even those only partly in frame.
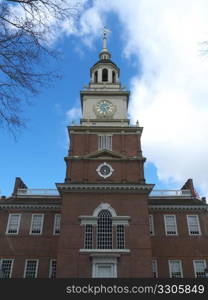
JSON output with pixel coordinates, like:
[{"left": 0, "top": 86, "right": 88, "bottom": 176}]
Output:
[
  {"left": 79, "top": 249, "right": 130, "bottom": 253},
  {"left": 149, "top": 205, "right": 208, "bottom": 211},
  {"left": 56, "top": 183, "right": 154, "bottom": 193},
  {"left": 0, "top": 204, "right": 61, "bottom": 210}
]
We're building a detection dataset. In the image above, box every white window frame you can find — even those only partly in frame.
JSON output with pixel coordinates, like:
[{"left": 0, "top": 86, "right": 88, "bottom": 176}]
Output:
[
  {"left": 84, "top": 224, "right": 93, "bottom": 249},
  {"left": 193, "top": 260, "right": 207, "bottom": 278},
  {"left": 23, "top": 259, "right": 39, "bottom": 278},
  {"left": 164, "top": 215, "right": 178, "bottom": 236},
  {"left": 49, "top": 259, "right": 57, "bottom": 278},
  {"left": 149, "top": 215, "right": 155, "bottom": 236},
  {"left": 168, "top": 260, "right": 183, "bottom": 278},
  {"left": 29, "top": 214, "right": 44, "bottom": 235},
  {"left": 98, "top": 135, "right": 112, "bottom": 151},
  {"left": 6, "top": 214, "right": 21, "bottom": 235},
  {"left": 116, "top": 225, "right": 125, "bottom": 249},
  {"left": 187, "top": 215, "right": 201, "bottom": 236},
  {"left": 0, "top": 259, "right": 14, "bottom": 278},
  {"left": 53, "top": 214, "right": 61, "bottom": 235},
  {"left": 152, "top": 259, "right": 158, "bottom": 278}
]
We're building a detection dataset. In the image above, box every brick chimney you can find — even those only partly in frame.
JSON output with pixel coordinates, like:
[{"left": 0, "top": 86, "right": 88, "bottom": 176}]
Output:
[{"left": 12, "top": 177, "right": 27, "bottom": 196}]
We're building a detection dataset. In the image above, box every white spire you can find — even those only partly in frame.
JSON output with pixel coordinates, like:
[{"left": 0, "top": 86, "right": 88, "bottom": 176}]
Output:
[
  {"left": 103, "top": 26, "right": 111, "bottom": 50},
  {"left": 99, "top": 26, "right": 111, "bottom": 59}
]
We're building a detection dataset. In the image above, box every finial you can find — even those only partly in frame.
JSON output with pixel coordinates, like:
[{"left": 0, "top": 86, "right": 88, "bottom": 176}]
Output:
[
  {"left": 99, "top": 26, "right": 111, "bottom": 60},
  {"left": 102, "top": 26, "right": 111, "bottom": 50}
]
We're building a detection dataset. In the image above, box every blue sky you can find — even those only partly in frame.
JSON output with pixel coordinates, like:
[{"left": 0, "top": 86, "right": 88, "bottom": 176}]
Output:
[{"left": 1, "top": 0, "right": 208, "bottom": 198}]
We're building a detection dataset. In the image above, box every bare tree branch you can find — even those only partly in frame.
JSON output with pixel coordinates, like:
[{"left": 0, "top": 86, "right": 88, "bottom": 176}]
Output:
[{"left": 0, "top": 0, "right": 80, "bottom": 136}]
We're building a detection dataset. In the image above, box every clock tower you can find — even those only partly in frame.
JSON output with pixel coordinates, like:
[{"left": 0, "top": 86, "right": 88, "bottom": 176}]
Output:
[{"left": 56, "top": 30, "right": 154, "bottom": 278}]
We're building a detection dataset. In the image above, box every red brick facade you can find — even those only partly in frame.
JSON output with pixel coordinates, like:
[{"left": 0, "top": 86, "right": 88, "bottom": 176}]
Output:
[{"left": 0, "top": 41, "right": 208, "bottom": 279}]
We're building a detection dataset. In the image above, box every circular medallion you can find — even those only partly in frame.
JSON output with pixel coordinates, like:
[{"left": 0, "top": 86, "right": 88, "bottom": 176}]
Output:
[{"left": 96, "top": 162, "right": 114, "bottom": 179}]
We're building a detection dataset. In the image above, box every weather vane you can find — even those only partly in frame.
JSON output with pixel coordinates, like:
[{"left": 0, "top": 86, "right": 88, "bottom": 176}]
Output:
[{"left": 103, "top": 26, "right": 111, "bottom": 38}]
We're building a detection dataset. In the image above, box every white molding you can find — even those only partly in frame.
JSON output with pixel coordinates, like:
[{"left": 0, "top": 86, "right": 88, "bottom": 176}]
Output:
[
  {"left": 56, "top": 183, "right": 154, "bottom": 193},
  {"left": 0, "top": 204, "right": 61, "bottom": 210},
  {"left": 80, "top": 249, "right": 130, "bottom": 253},
  {"left": 96, "top": 162, "right": 114, "bottom": 179},
  {"left": 149, "top": 205, "right": 208, "bottom": 211},
  {"left": 79, "top": 215, "right": 130, "bottom": 226},
  {"left": 29, "top": 214, "right": 44, "bottom": 235},
  {"left": 93, "top": 203, "right": 117, "bottom": 217},
  {"left": 6, "top": 213, "right": 21, "bottom": 235}
]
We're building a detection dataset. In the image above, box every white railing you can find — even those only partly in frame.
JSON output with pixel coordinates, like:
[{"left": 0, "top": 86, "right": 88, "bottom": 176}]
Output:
[
  {"left": 150, "top": 189, "right": 192, "bottom": 197},
  {"left": 17, "top": 189, "right": 59, "bottom": 196}
]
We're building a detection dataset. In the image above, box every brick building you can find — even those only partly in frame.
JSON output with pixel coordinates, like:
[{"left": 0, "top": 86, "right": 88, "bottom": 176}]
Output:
[{"left": 0, "top": 32, "right": 208, "bottom": 279}]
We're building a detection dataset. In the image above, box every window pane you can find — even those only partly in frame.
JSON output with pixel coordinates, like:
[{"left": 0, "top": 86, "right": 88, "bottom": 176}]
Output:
[
  {"left": 97, "top": 210, "right": 112, "bottom": 249},
  {"left": 30, "top": 214, "right": 43, "bottom": 234},
  {"left": 165, "top": 215, "right": 177, "bottom": 235},
  {"left": 49, "top": 260, "right": 57, "bottom": 278},
  {"left": 84, "top": 225, "right": 93, "bottom": 249},
  {"left": 194, "top": 260, "right": 206, "bottom": 278},
  {"left": 7, "top": 214, "right": 20, "bottom": 234},
  {"left": 24, "top": 260, "right": 38, "bottom": 278},
  {"left": 53, "top": 214, "right": 61, "bottom": 235},
  {"left": 187, "top": 216, "right": 200, "bottom": 235},
  {"left": 98, "top": 136, "right": 112, "bottom": 150},
  {"left": 169, "top": 260, "right": 182, "bottom": 278},
  {"left": 149, "top": 215, "right": 154, "bottom": 235},
  {"left": 152, "top": 260, "right": 158, "bottom": 278},
  {"left": 116, "top": 225, "right": 125, "bottom": 249},
  {"left": 0, "top": 259, "right": 13, "bottom": 278}
]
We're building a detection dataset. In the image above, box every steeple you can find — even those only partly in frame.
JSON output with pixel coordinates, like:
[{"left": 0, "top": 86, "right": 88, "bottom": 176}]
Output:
[{"left": 99, "top": 27, "right": 111, "bottom": 60}]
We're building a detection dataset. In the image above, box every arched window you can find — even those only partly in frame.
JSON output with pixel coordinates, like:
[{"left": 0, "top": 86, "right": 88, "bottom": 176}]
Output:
[
  {"left": 94, "top": 71, "right": 98, "bottom": 83},
  {"left": 97, "top": 210, "right": 112, "bottom": 249},
  {"left": 112, "top": 71, "right": 116, "bottom": 83},
  {"left": 102, "top": 68, "right": 108, "bottom": 82}
]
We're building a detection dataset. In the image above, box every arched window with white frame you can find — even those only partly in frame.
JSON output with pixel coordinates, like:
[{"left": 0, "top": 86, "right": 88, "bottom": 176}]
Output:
[{"left": 97, "top": 210, "right": 112, "bottom": 249}]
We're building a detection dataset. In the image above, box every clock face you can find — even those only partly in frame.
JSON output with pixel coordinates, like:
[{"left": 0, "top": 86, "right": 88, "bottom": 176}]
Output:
[{"left": 95, "top": 100, "right": 115, "bottom": 117}]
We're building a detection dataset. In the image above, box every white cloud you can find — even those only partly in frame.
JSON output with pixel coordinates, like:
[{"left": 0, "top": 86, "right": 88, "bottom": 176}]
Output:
[
  {"left": 72, "top": 0, "right": 208, "bottom": 197},
  {"left": 7, "top": 1, "right": 208, "bottom": 197},
  {"left": 66, "top": 106, "right": 81, "bottom": 124}
]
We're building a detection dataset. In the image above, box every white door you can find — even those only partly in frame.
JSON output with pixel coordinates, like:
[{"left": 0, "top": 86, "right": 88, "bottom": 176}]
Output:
[{"left": 95, "top": 264, "right": 114, "bottom": 278}]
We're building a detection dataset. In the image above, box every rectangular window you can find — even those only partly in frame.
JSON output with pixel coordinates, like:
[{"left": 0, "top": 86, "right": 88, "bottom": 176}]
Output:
[
  {"left": 0, "top": 259, "right": 14, "bottom": 278},
  {"left": 164, "top": 215, "right": 178, "bottom": 235},
  {"left": 98, "top": 135, "right": 112, "bottom": 150},
  {"left": 187, "top": 215, "right": 201, "bottom": 235},
  {"left": 193, "top": 260, "right": 207, "bottom": 278},
  {"left": 152, "top": 260, "right": 158, "bottom": 278},
  {"left": 169, "top": 260, "right": 183, "bottom": 278},
  {"left": 149, "top": 215, "right": 155, "bottom": 236},
  {"left": 53, "top": 214, "right": 61, "bottom": 235},
  {"left": 84, "top": 225, "right": 93, "bottom": 249},
  {"left": 116, "top": 225, "right": 125, "bottom": 249},
  {"left": 30, "top": 214, "right": 44, "bottom": 235},
  {"left": 6, "top": 214, "right": 21, "bottom": 235},
  {"left": 24, "top": 260, "right": 38, "bottom": 278},
  {"left": 49, "top": 259, "right": 57, "bottom": 278}
]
